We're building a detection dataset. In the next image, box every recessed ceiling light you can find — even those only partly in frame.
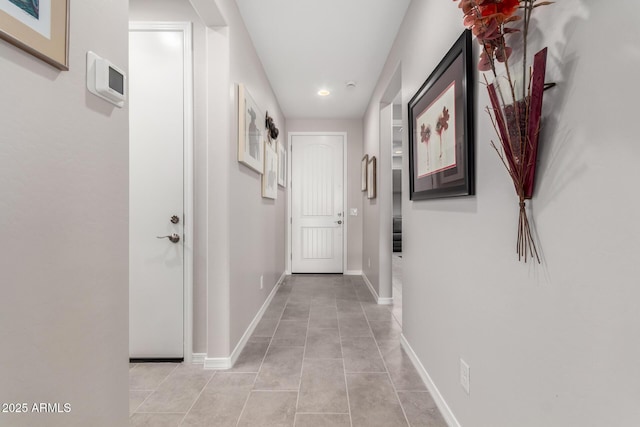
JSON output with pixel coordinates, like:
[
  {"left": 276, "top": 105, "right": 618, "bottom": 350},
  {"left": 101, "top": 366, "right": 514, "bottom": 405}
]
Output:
[{"left": 317, "top": 89, "right": 331, "bottom": 97}]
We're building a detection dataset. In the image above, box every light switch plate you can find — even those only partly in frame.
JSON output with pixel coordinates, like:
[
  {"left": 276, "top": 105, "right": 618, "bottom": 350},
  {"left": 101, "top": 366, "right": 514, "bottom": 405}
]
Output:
[{"left": 349, "top": 208, "right": 358, "bottom": 216}]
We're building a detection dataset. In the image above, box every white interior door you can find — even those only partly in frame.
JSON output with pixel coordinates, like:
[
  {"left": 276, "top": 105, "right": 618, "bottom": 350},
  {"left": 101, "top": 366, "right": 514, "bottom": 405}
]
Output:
[
  {"left": 129, "top": 25, "right": 185, "bottom": 359},
  {"left": 291, "top": 134, "right": 344, "bottom": 273}
]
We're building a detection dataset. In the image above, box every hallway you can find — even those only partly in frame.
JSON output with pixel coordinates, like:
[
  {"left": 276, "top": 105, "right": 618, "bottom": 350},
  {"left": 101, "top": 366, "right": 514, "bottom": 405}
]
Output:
[{"left": 129, "top": 274, "right": 446, "bottom": 426}]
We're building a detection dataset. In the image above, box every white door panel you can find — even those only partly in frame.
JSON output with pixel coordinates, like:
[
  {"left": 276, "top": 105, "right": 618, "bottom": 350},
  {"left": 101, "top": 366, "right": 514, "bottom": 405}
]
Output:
[
  {"left": 292, "top": 135, "right": 344, "bottom": 273},
  {"left": 129, "top": 28, "right": 185, "bottom": 359}
]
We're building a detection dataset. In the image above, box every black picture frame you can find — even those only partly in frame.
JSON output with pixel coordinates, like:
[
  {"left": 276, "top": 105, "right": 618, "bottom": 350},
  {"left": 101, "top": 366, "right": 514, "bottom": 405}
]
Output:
[{"left": 408, "top": 30, "right": 474, "bottom": 200}]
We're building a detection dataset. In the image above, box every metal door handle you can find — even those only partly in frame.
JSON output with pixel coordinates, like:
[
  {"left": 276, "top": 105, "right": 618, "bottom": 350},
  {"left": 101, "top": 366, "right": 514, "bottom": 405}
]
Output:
[
  {"left": 157, "top": 233, "right": 180, "bottom": 243},
  {"left": 335, "top": 220, "right": 342, "bottom": 225}
]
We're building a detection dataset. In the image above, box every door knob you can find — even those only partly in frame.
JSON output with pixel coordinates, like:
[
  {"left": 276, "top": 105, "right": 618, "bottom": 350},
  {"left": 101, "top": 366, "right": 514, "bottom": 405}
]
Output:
[
  {"left": 335, "top": 220, "right": 342, "bottom": 225},
  {"left": 157, "top": 233, "right": 180, "bottom": 243},
  {"left": 170, "top": 215, "right": 180, "bottom": 224}
]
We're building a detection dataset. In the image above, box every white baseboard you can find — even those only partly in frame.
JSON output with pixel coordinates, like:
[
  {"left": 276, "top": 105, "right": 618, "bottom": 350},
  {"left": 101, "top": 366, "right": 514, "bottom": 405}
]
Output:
[
  {"left": 377, "top": 297, "right": 393, "bottom": 305},
  {"left": 228, "top": 271, "right": 286, "bottom": 367},
  {"left": 203, "top": 356, "right": 231, "bottom": 369},
  {"left": 191, "top": 353, "right": 205, "bottom": 364},
  {"left": 400, "top": 334, "right": 461, "bottom": 427},
  {"left": 204, "top": 272, "right": 286, "bottom": 370},
  {"left": 344, "top": 270, "right": 363, "bottom": 275},
  {"left": 361, "top": 273, "right": 394, "bottom": 305}
]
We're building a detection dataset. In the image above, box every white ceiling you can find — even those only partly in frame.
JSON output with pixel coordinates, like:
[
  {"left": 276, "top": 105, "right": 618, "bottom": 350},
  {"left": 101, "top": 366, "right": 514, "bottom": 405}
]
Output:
[{"left": 234, "top": 0, "right": 411, "bottom": 119}]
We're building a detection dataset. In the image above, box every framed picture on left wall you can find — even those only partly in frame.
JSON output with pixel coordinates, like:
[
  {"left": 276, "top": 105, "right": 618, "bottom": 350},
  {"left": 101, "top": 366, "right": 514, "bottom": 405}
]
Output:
[
  {"left": 0, "top": 0, "right": 69, "bottom": 70},
  {"left": 262, "top": 142, "right": 278, "bottom": 199},
  {"left": 277, "top": 141, "right": 286, "bottom": 188},
  {"left": 238, "top": 84, "right": 265, "bottom": 174}
]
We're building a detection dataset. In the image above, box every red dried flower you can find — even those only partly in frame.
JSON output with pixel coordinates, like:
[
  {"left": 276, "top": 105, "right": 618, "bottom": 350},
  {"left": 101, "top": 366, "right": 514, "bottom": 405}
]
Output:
[
  {"left": 494, "top": 45, "right": 512, "bottom": 62},
  {"left": 420, "top": 123, "right": 432, "bottom": 144},
  {"left": 454, "top": 0, "right": 527, "bottom": 71},
  {"left": 478, "top": 50, "right": 493, "bottom": 71},
  {"left": 435, "top": 107, "right": 450, "bottom": 136},
  {"left": 496, "top": 0, "right": 520, "bottom": 18}
]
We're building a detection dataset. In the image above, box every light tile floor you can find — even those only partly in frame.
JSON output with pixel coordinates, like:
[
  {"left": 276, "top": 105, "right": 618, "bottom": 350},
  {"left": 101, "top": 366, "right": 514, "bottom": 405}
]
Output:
[{"left": 129, "top": 274, "right": 447, "bottom": 427}]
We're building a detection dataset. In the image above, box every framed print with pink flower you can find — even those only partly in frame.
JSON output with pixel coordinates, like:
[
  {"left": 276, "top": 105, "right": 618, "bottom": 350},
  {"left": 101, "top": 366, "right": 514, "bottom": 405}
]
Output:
[{"left": 408, "top": 30, "right": 474, "bottom": 200}]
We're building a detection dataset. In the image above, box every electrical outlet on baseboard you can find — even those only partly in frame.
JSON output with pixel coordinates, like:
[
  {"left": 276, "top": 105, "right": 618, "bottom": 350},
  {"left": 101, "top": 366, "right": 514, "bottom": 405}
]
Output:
[
  {"left": 260, "top": 275, "right": 264, "bottom": 290},
  {"left": 460, "top": 358, "right": 470, "bottom": 395}
]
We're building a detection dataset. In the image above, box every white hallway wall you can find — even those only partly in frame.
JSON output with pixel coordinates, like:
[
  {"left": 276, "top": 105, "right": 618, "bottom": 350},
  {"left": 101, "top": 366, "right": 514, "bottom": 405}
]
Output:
[
  {"left": 0, "top": 1, "right": 130, "bottom": 426},
  {"left": 209, "top": 0, "right": 287, "bottom": 356},
  {"left": 364, "top": 1, "right": 640, "bottom": 426},
  {"left": 130, "top": 0, "right": 287, "bottom": 357}
]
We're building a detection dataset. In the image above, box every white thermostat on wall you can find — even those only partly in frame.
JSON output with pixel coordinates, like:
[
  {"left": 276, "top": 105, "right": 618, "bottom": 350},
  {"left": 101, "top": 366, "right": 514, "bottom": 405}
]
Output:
[{"left": 87, "top": 51, "right": 127, "bottom": 108}]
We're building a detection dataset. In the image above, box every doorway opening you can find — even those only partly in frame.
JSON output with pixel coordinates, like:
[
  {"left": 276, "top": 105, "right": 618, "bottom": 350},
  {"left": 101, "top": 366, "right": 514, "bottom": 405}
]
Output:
[
  {"left": 391, "top": 94, "right": 403, "bottom": 325},
  {"left": 377, "top": 63, "right": 402, "bottom": 323}
]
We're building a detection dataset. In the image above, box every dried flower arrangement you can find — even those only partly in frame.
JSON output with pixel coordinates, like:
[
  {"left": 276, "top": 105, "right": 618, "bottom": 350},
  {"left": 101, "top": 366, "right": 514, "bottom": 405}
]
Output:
[{"left": 453, "top": 0, "right": 553, "bottom": 263}]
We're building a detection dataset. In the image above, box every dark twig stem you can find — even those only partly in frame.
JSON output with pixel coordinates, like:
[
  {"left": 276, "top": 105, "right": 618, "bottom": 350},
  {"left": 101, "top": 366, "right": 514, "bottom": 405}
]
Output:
[{"left": 523, "top": 0, "right": 532, "bottom": 101}]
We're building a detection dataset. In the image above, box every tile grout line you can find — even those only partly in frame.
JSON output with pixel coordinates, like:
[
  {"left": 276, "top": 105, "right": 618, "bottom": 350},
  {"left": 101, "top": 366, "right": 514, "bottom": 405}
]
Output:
[
  {"left": 339, "top": 278, "right": 354, "bottom": 427},
  {"left": 129, "top": 390, "right": 152, "bottom": 417},
  {"left": 361, "top": 295, "right": 412, "bottom": 427},
  {"left": 294, "top": 280, "right": 312, "bottom": 420},
  {"left": 295, "top": 411, "right": 351, "bottom": 415},
  {"left": 177, "top": 369, "right": 218, "bottom": 425},
  {"left": 130, "top": 363, "right": 180, "bottom": 417},
  {"left": 236, "top": 277, "right": 291, "bottom": 426}
]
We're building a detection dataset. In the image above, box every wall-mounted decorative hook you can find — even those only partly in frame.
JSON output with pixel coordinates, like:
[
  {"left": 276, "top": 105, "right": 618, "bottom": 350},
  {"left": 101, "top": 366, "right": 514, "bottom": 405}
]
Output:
[{"left": 265, "top": 111, "right": 280, "bottom": 143}]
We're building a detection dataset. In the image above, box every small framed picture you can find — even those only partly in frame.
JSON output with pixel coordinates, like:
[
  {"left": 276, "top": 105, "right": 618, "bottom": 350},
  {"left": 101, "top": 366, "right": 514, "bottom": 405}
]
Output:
[
  {"left": 237, "top": 84, "right": 264, "bottom": 174},
  {"left": 262, "top": 142, "right": 277, "bottom": 199},
  {"left": 361, "top": 154, "right": 369, "bottom": 191},
  {"left": 277, "top": 141, "right": 286, "bottom": 187},
  {"left": 367, "top": 156, "right": 377, "bottom": 199}
]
